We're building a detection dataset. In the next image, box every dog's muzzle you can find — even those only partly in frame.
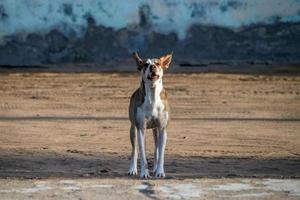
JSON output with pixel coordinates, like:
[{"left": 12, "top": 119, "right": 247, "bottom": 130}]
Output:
[{"left": 147, "top": 72, "right": 159, "bottom": 81}]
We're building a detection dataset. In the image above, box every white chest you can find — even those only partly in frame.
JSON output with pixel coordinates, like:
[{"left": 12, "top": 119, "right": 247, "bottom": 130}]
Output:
[
  {"left": 141, "top": 98, "right": 164, "bottom": 119},
  {"left": 136, "top": 81, "right": 165, "bottom": 122}
]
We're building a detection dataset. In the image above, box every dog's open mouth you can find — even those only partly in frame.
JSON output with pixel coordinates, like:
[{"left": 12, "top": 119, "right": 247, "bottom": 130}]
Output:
[{"left": 147, "top": 73, "right": 159, "bottom": 81}]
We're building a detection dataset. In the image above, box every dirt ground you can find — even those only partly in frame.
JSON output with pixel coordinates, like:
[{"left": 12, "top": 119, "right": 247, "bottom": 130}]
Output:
[{"left": 0, "top": 72, "right": 299, "bottom": 180}]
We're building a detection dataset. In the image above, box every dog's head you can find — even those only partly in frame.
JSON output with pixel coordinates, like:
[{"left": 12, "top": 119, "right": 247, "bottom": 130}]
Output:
[{"left": 133, "top": 52, "right": 172, "bottom": 85}]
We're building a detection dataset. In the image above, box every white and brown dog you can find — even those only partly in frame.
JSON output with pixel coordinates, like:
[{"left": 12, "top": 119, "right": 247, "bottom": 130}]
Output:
[{"left": 128, "top": 52, "right": 172, "bottom": 179}]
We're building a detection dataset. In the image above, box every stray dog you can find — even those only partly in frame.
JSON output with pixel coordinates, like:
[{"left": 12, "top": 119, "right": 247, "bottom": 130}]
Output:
[{"left": 128, "top": 52, "right": 172, "bottom": 179}]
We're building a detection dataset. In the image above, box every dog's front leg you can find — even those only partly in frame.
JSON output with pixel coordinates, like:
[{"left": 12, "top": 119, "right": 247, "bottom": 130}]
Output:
[
  {"left": 137, "top": 128, "right": 151, "bottom": 179},
  {"left": 155, "top": 128, "right": 167, "bottom": 178},
  {"left": 152, "top": 128, "right": 159, "bottom": 174}
]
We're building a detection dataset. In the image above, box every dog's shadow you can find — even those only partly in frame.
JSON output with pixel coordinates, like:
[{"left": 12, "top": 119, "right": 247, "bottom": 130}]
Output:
[{"left": 0, "top": 150, "right": 299, "bottom": 179}]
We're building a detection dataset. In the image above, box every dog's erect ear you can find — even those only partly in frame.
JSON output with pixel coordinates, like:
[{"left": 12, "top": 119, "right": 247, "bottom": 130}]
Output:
[
  {"left": 159, "top": 52, "right": 173, "bottom": 69},
  {"left": 132, "top": 52, "right": 143, "bottom": 71}
]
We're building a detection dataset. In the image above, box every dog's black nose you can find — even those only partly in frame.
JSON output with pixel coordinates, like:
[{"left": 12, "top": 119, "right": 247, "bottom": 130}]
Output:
[
  {"left": 150, "top": 65, "right": 157, "bottom": 72},
  {"left": 150, "top": 65, "right": 154, "bottom": 72}
]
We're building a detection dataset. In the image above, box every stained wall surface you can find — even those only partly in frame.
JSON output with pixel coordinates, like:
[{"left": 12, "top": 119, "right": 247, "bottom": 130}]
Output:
[{"left": 0, "top": 0, "right": 300, "bottom": 65}]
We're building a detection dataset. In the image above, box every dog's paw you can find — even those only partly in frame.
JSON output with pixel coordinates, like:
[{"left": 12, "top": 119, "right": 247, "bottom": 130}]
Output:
[
  {"left": 140, "top": 169, "right": 151, "bottom": 179},
  {"left": 153, "top": 165, "right": 158, "bottom": 174},
  {"left": 127, "top": 167, "right": 138, "bottom": 176},
  {"left": 155, "top": 168, "right": 165, "bottom": 178}
]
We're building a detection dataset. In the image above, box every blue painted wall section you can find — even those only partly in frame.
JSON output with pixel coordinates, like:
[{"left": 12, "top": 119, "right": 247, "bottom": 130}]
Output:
[{"left": 0, "top": 0, "right": 299, "bottom": 65}]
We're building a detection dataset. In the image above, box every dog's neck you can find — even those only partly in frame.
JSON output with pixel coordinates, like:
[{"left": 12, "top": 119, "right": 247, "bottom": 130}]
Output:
[{"left": 141, "top": 79, "right": 163, "bottom": 104}]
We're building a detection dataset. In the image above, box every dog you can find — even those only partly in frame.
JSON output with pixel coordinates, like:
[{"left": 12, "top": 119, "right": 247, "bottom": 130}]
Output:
[{"left": 128, "top": 52, "right": 172, "bottom": 179}]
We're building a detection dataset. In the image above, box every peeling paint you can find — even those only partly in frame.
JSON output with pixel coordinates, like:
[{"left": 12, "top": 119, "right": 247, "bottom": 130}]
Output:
[
  {"left": 211, "top": 182, "right": 254, "bottom": 191},
  {"left": 221, "top": 192, "right": 272, "bottom": 198},
  {"left": 0, "top": 179, "right": 300, "bottom": 199},
  {"left": 158, "top": 184, "right": 204, "bottom": 199},
  {"left": 263, "top": 179, "right": 300, "bottom": 196},
  {"left": 82, "top": 184, "right": 113, "bottom": 189},
  {"left": 0, "top": 184, "right": 52, "bottom": 193},
  {"left": 59, "top": 180, "right": 76, "bottom": 184},
  {"left": 0, "top": 0, "right": 299, "bottom": 40}
]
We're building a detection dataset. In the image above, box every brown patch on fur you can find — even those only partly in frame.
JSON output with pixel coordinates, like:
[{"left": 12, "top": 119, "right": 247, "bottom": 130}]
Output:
[
  {"left": 160, "top": 88, "right": 170, "bottom": 113},
  {"left": 129, "top": 80, "right": 145, "bottom": 124}
]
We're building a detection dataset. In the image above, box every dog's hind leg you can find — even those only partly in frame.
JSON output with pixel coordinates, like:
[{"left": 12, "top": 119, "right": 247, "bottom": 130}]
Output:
[
  {"left": 152, "top": 128, "right": 159, "bottom": 174},
  {"left": 128, "top": 124, "right": 138, "bottom": 176}
]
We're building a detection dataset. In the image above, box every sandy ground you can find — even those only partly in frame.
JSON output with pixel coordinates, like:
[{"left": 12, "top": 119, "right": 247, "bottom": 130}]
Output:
[{"left": 0, "top": 72, "right": 300, "bottom": 199}]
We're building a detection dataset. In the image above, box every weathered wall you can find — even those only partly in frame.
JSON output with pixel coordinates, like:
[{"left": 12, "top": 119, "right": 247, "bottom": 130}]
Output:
[{"left": 0, "top": 0, "right": 300, "bottom": 65}]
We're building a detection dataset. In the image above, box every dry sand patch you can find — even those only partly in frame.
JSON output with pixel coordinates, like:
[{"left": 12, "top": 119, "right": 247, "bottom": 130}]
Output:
[{"left": 0, "top": 72, "right": 299, "bottom": 179}]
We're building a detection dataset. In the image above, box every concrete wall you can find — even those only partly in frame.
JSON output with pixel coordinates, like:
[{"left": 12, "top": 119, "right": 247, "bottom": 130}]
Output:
[{"left": 0, "top": 0, "right": 300, "bottom": 65}]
